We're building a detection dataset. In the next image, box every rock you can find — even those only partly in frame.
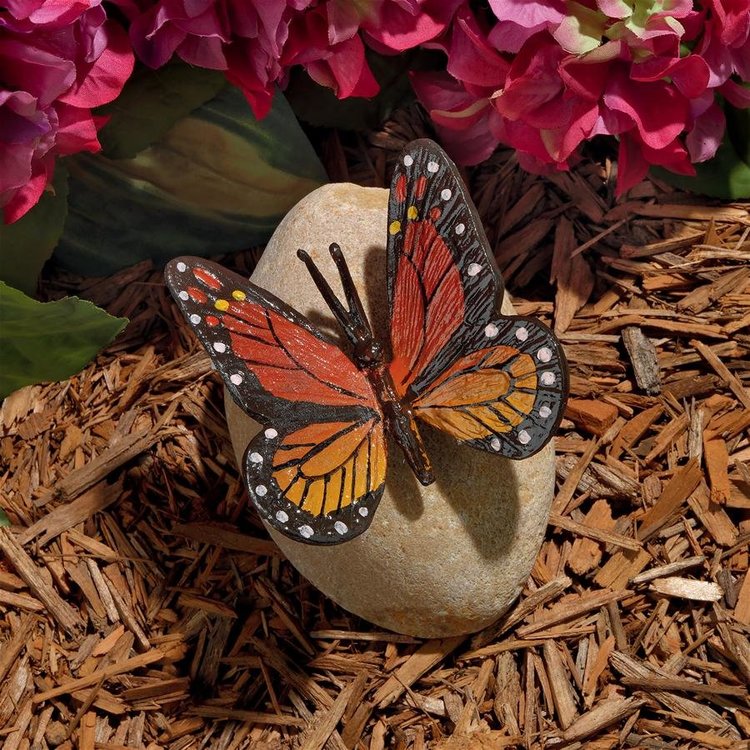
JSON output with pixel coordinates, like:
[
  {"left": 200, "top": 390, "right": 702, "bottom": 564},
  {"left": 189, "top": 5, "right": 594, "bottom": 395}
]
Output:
[{"left": 225, "top": 182, "right": 556, "bottom": 637}]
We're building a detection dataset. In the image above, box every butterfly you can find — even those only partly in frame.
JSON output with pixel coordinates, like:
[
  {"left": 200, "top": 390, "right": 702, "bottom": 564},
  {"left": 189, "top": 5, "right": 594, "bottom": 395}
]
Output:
[{"left": 165, "top": 139, "right": 568, "bottom": 545}]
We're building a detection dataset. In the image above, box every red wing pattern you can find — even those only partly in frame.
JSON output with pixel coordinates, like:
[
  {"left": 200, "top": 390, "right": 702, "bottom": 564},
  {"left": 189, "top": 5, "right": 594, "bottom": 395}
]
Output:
[
  {"left": 165, "top": 257, "right": 386, "bottom": 544},
  {"left": 387, "top": 140, "right": 567, "bottom": 458},
  {"left": 386, "top": 139, "right": 502, "bottom": 397}
]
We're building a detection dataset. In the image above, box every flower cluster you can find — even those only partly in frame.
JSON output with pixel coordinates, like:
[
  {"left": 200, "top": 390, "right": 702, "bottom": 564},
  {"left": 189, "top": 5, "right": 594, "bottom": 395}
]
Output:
[
  {"left": 112, "top": 0, "right": 461, "bottom": 118},
  {"left": 414, "top": 0, "right": 750, "bottom": 194},
  {"left": 1, "top": 0, "right": 748, "bottom": 223},
  {"left": 0, "top": 1, "right": 134, "bottom": 223}
]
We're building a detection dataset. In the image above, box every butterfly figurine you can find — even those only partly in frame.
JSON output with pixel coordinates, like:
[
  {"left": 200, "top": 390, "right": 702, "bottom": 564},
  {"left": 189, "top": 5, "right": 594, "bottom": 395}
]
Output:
[{"left": 165, "top": 139, "right": 568, "bottom": 545}]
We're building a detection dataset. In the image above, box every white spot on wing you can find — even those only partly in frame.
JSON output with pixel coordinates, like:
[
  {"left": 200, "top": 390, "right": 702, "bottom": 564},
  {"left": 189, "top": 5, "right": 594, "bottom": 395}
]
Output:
[
  {"left": 275, "top": 510, "right": 288, "bottom": 523},
  {"left": 537, "top": 347, "right": 552, "bottom": 362},
  {"left": 403, "top": 154, "right": 413, "bottom": 167},
  {"left": 178, "top": 291, "right": 189, "bottom": 301},
  {"left": 265, "top": 428, "right": 278, "bottom": 439},
  {"left": 230, "top": 373, "right": 243, "bottom": 385},
  {"left": 441, "top": 188, "right": 452, "bottom": 200},
  {"left": 358, "top": 507, "right": 369, "bottom": 517},
  {"left": 427, "top": 161, "right": 439, "bottom": 173},
  {"left": 334, "top": 520, "right": 348, "bottom": 535},
  {"left": 189, "top": 314, "right": 201, "bottom": 324},
  {"left": 213, "top": 342, "right": 226, "bottom": 353},
  {"left": 467, "top": 262, "right": 481, "bottom": 276},
  {"left": 455, "top": 223, "right": 465, "bottom": 235},
  {"left": 484, "top": 323, "right": 499, "bottom": 338},
  {"left": 541, "top": 371, "right": 556, "bottom": 386},
  {"left": 176, "top": 262, "right": 187, "bottom": 272},
  {"left": 490, "top": 437, "right": 501, "bottom": 451},
  {"left": 515, "top": 327, "right": 529, "bottom": 341},
  {"left": 539, "top": 405, "right": 552, "bottom": 419},
  {"left": 255, "top": 485, "right": 267, "bottom": 497},
  {"left": 518, "top": 430, "right": 531, "bottom": 445},
  {"left": 249, "top": 452, "right": 263, "bottom": 464},
  {"left": 299, "top": 525, "right": 314, "bottom": 539}
]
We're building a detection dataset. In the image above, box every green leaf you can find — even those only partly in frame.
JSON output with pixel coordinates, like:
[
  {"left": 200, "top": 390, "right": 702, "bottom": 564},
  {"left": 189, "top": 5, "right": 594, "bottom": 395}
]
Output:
[
  {"left": 56, "top": 87, "right": 327, "bottom": 275},
  {"left": 726, "top": 103, "right": 750, "bottom": 166},
  {"left": 286, "top": 50, "right": 416, "bottom": 130},
  {"left": 0, "top": 282, "right": 127, "bottom": 399},
  {"left": 0, "top": 508, "right": 9, "bottom": 527},
  {"left": 0, "top": 164, "right": 69, "bottom": 295},
  {"left": 96, "top": 62, "right": 227, "bottom": 159},
  {"left": 652, "top": 105, "right": 750, "bottom": 199}
]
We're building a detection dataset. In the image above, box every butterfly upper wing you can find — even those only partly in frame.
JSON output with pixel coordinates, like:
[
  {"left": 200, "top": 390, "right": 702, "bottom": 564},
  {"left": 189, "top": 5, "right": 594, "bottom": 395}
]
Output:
[
  {"left": 387, "top": 139, "right": 501, "bottom": 397},
  {"left": 165, "top": 256, "right": 386, "bottom": 544},
  {"left": 386, "top": 140, "right": 568, "bottom": 458}
]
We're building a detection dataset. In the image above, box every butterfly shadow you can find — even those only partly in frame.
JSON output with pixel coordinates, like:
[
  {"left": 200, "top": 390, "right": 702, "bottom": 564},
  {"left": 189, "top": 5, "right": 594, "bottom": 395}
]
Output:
[
  {"left": 361, "top": 243, "right": 525, "bottom": 562},
  {"left": 385, "top": 424, "right": 523, "bottom": 562}
]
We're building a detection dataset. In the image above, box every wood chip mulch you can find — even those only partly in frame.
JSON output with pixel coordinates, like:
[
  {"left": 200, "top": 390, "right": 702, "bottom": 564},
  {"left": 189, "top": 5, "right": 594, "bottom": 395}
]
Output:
[{"left": 1, "top": 109, "right": 749, "bottom": 749}]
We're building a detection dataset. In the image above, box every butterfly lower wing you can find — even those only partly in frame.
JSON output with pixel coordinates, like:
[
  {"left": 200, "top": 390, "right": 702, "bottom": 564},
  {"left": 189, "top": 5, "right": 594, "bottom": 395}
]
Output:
[
  {"left": 245, "top": 413, "right": 387, "bottom": 544},
  {"left": 412, "top": 317, "right": 568, "bottom": 459},
  {"left": 386, "top": 139, "right": 502, "bottom": 397},
  {"left": 165, "top": 257, "right": 387, "bottom": 544}
]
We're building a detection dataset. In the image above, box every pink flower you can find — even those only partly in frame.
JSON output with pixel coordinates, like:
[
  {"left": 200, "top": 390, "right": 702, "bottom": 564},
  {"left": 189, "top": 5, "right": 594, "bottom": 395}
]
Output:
[
  {"left": 125, "top": 0, "right": 230, "bottom": 70},
  {"left": 283, "top": 5, "right": 378, "bottom": 101},
  {"left": 362, "top": 0, "right": 463, "bottom": 53},
  {"left": 0, "top": 2, "right": 134, "bottom": 222},
  {"left": 487, "top": 0, "right": 566, "bottom": 53},
  {"left": 121, "top": 0, "right": 463, "bottom": 117},
  {"left": 115, "top": 1, "right": 306, "bottom": 117},
  {"left": 411, "top": 70, "right": 503, "bottom": 164},
  {"left": 696, "top": 0, "right": 750, "bottom": 84}
]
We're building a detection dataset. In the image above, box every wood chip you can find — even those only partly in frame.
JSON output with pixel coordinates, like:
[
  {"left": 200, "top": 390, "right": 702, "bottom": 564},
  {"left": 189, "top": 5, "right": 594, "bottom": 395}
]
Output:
[
  {"left": 0, "top": 528, "right": 84, "bottom": 634},
  {"left": 649, "top": 577, "right": 724, "bottom": 601},
  {"left": 622, "top": 327, "right": 661, "bottom": 394}
]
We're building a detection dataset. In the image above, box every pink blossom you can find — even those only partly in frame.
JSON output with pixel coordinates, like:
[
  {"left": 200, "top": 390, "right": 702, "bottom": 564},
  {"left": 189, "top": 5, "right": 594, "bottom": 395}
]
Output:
[
  {"left": 436, "top": 6, "right": 509, "bottom": 96},
  {"left": 697, "top": 0, "right": 750, "bottom": 84},
  {"left": 411, "top": 70, "right": 502, "bottom": 164},
  {"left": 617, "top": 130, "right": 694, "bottom": 194},
  {"left": 488, "top": 0, "right": 566, "bottom": 53},
  {"left": 413, "top": 1, "right": 749, "bottom": 195},
  {"left": 362, "top": 0, "right": 463, "bottom": 53},
  {"left": 0, "top": 2, "right": 134, "bottom": 222},
  {"left": 282, "top": 5, "right": 378, "bottom": 101},
  {"left": 120, "top": 0, "right": 463, "bottom": 117}
]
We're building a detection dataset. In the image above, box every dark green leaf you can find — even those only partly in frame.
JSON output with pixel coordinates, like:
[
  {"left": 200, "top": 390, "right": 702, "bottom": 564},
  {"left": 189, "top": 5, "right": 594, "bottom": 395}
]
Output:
[
  {"left": 0, "top": 508, "right": 9, "bottom": 527},
  {"left": 0, "top": 164, "right": 69, "bottom": 295},
  {"left": 96, "top": 62, "right": 227, "bottom": 159},
  {"left": 286, "top": 50, "right": 416, "bottom": 130},
  {"left": 56, "top": 87, "right": 327, "bottom": 275},
  {"left": 0, "top": 282, "right": 127, "bottom": 399},
  {"left": 726, "top": 103, "right": 750, "bottom": 166}
]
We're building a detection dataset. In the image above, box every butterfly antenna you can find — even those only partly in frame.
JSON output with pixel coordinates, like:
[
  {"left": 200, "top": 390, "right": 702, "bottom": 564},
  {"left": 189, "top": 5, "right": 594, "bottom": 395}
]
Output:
[
  {"left": 297, "top": 248, "right": 361, "bottom": 343},
  {"left": 328, "top": 243, "right": 372, "bottom": 337}
]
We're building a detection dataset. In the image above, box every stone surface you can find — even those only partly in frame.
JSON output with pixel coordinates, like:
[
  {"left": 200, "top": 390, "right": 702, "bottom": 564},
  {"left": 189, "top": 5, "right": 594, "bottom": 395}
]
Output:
[{"left": 225, "top": 182, "right": 556, "bottom": 637}]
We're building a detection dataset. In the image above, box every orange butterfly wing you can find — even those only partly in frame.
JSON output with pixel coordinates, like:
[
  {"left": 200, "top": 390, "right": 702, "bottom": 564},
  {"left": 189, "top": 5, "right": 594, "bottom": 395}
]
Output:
[
  {"left": 165, "top": 257, "right": 386, "bottom": 544},
  {"left": 386, "top": 141, "right": 567, "bottom": 457}
]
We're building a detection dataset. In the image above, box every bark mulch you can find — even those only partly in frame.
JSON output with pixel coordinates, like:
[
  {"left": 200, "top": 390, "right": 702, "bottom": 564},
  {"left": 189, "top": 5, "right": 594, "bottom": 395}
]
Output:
[{"left": 1, "top": 108, "right": 749, "bottom": 749}]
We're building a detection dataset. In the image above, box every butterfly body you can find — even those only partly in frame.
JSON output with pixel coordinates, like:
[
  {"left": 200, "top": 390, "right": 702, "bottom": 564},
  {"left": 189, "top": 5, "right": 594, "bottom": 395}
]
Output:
[{"left": 166, "top": 139, "right": 568, "bottom": 545}]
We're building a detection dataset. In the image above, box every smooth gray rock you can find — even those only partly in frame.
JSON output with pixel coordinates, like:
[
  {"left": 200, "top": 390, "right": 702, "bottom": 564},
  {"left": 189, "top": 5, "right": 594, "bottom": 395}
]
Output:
[{"left": 225, "top": 183, "right": 555, "bottom": 637}]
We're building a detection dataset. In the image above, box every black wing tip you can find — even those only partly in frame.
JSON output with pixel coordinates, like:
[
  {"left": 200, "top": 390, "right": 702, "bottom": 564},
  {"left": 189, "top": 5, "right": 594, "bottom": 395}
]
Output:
[
  {"left": 164, "top": 255, "right": 204, "bottom": 284},
  {"left": 399, "top": 138, "right": 459, "bottom": 168}
]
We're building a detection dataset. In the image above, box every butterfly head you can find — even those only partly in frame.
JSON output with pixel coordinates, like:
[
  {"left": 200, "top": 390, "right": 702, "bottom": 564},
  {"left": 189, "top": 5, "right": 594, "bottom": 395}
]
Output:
[{"left": 353, "top": 338, "right": 383, "bottom": 369}]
